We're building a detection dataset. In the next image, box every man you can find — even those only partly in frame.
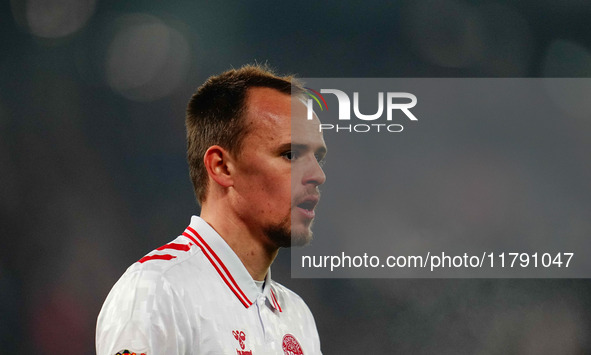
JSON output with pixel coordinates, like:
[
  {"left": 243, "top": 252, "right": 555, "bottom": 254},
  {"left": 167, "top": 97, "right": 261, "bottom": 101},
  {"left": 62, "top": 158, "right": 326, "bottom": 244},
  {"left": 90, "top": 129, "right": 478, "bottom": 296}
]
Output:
[{"left": 96, "top": 64, "right": 326, "bottom": 355}]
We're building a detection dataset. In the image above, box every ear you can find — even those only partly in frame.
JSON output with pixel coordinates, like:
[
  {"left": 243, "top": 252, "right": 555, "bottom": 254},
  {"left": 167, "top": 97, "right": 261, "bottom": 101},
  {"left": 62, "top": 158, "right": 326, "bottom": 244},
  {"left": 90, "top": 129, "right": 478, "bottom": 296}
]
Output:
[{"left": 203, "top": 145, "right": 234, "bottom": 188}]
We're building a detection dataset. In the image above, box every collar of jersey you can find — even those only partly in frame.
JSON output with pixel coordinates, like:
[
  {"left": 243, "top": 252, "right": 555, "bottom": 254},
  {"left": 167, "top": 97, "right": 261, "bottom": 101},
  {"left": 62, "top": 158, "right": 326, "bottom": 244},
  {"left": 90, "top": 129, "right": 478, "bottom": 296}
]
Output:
[{"left": 182, "top": 216, "right": 281, "bottom": 312}]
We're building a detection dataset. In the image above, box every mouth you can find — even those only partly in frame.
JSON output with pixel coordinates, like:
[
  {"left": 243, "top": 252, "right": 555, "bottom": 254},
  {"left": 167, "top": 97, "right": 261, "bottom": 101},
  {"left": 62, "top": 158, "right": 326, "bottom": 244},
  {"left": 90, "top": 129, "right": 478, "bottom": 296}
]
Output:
[{"left": 295, "top": 196, "right": 319, "bottom": 219}]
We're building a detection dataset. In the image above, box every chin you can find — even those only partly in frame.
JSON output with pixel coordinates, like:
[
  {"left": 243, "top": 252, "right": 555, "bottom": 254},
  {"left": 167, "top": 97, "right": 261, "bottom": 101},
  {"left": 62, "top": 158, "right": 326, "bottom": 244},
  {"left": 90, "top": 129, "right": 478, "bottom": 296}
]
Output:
[
  {"left": 290, "top": 226, "right": 313, "bottom": 247},
  {"left": 264, "top": 223, "right": 312, "bottom": 248},
  {"left": 265, "top": 212, "right": 316, "bottom": 248}
]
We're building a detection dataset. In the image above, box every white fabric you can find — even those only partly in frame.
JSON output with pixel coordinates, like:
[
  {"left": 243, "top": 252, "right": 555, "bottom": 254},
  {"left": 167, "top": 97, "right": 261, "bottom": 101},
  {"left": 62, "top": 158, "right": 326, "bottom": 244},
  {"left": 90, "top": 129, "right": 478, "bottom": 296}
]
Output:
[
  {"left": 96, "top": 216, "right": 322, "bottom": 355},
  {"left": 254, "top": 280, "right": 265, "bottom": 293}
]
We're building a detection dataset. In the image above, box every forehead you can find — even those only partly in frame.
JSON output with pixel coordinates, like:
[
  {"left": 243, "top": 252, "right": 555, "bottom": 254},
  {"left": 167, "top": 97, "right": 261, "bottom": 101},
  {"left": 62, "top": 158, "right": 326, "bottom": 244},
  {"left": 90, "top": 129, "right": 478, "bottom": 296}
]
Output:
[
  {"left": 245, "top": 87, "right": 291, "bottom": 131},
  {"left": 244, "top": 87, "right": 324, "bottom": 146}
]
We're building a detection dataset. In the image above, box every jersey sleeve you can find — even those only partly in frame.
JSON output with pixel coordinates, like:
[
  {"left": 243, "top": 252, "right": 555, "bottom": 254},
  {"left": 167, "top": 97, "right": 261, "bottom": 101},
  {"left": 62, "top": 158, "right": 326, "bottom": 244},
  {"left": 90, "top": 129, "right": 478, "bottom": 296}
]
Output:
[{"left": 96, "top": 268, "right": 192, "bottom": 355}]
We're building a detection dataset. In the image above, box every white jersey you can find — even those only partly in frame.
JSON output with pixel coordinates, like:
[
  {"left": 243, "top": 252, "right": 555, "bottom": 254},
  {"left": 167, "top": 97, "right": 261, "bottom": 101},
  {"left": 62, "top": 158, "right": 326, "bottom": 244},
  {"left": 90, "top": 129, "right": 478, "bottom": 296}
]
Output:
[{"left": 96, "top": 216, "right": 322, "bottom": 355}]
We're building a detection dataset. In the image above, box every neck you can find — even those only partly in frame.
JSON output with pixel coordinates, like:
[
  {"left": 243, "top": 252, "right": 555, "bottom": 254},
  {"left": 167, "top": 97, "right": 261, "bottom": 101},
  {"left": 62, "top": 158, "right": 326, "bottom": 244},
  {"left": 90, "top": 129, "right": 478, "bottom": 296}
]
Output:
[{"left": 201, "top": 205, "right": 279, "bottom": 281}]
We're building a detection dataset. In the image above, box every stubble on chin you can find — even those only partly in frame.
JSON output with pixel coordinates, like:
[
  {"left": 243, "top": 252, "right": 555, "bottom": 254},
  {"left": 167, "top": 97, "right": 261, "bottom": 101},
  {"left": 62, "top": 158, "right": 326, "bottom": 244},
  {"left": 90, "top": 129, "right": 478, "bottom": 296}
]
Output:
[{"left": 264, "top": 214, "right": 313, "bottom": 248}]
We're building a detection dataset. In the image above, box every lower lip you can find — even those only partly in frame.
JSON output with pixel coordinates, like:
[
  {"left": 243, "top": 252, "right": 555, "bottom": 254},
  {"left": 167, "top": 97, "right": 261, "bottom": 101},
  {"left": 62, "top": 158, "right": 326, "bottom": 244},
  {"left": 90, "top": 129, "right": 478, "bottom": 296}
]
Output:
[{"left": 296, "top": 207, "right": 315, "bottom": 219}]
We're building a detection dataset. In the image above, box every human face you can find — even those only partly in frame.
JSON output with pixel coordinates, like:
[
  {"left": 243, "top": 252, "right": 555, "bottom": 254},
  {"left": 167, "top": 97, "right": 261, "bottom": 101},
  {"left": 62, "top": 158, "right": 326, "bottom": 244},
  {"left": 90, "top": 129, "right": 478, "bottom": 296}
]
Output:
[{"left": 231, "top": 87, "right": 326, "bottom": 248}]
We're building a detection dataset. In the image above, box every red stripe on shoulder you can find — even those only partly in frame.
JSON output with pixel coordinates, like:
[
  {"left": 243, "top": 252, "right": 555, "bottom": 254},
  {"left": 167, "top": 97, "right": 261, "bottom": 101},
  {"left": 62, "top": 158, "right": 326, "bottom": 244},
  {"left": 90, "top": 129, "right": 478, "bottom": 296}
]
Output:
[
  {"left": 157, "top": 243, "right": 192, "bottom": 251},
  {"left": 138, "top": 254, "right": 177, "bottom": 263}
]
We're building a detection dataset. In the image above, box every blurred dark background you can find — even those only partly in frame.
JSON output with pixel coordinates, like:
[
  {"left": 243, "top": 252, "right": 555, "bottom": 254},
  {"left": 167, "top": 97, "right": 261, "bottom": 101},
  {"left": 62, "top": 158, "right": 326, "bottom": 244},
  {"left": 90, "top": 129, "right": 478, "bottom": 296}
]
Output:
[{"left": 1, "top": 0, "right": 591, "bottom": 353}]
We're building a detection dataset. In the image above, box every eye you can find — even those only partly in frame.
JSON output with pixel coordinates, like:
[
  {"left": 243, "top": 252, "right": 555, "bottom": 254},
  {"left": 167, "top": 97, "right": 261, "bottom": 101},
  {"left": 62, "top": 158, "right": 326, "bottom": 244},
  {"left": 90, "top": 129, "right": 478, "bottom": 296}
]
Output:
[{"left": 283, "top": 151, "right": 299, "bottom": 161}]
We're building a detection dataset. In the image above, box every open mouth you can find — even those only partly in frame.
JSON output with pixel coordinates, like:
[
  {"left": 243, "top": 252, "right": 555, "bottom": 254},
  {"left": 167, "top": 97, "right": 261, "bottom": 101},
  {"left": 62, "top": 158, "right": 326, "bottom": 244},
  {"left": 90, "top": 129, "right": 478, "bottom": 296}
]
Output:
[
  {"left": 297, "top": 200, "right": 316, "bottom": 211},
  {"left": 295, "top": 197, "right": 319, "bottom": 219}
]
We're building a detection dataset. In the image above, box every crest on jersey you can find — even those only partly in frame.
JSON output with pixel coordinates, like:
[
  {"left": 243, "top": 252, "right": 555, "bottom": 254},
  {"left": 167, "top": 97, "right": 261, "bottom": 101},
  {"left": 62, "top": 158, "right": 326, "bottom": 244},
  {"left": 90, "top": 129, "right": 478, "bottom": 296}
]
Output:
[
  {"left": 282, "top": 334, "right": 304, "bottom": 355},
  {"left": 232, "top": 330, "right": 252, "bottom": 355},
  {"left": 114, "top": 350, "right": 147, "bottom": 355}
]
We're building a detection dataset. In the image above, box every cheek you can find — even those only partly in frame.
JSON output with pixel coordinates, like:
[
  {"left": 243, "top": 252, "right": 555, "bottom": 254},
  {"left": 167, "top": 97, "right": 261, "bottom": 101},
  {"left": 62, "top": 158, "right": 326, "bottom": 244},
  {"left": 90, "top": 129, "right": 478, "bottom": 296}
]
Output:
[
  {"left": 258, "top": 178, "right": 292, "bottom": 213},
  {"left": 236, "top": 159, "right": 291, "bottom": 209},
  {"left": 241, "top": 174, "right": 284, "bottom": 202}
]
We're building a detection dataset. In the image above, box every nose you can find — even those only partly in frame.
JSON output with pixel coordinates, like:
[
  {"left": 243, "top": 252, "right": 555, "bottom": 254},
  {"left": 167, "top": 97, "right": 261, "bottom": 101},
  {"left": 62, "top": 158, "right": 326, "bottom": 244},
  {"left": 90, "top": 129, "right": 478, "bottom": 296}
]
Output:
[{"left": 303, "top": 158, "right": 326, "bottom": 187}]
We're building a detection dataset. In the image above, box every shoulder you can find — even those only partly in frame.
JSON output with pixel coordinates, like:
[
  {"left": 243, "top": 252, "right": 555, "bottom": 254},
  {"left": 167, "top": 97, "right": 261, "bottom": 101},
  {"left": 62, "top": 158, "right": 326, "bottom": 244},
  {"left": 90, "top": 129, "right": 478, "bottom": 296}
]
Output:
[
  {"left": 269, "top": 280, "right": 315, "bottom": 316},
  {"left": 97, "top": 233, "right": 211, "bottom": 325},
  {"left": 101, "top": 234, "right": 208, "bottom": 310},
  {"left": 98, "top": 235, "right": 198, "bottom": 322},
  {"left": 133, "top": 235, "right": 201, "bottom": 273},
  {"left": 270, "top": 280, "right": 304, "bottom": 300},
  {"left": 96, "top": 235, "right": 204, "bottom": 355}
]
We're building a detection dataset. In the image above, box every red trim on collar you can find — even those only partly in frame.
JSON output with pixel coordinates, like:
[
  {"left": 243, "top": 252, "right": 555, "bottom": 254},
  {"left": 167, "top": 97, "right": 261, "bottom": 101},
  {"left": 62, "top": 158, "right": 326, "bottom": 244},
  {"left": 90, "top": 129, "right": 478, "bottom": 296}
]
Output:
[
  {"left": 183, "top": 227, "right": 253, "bottom": 308},
  {"left": 270, "top": 289, "right": 282, "bottom": 312}
]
